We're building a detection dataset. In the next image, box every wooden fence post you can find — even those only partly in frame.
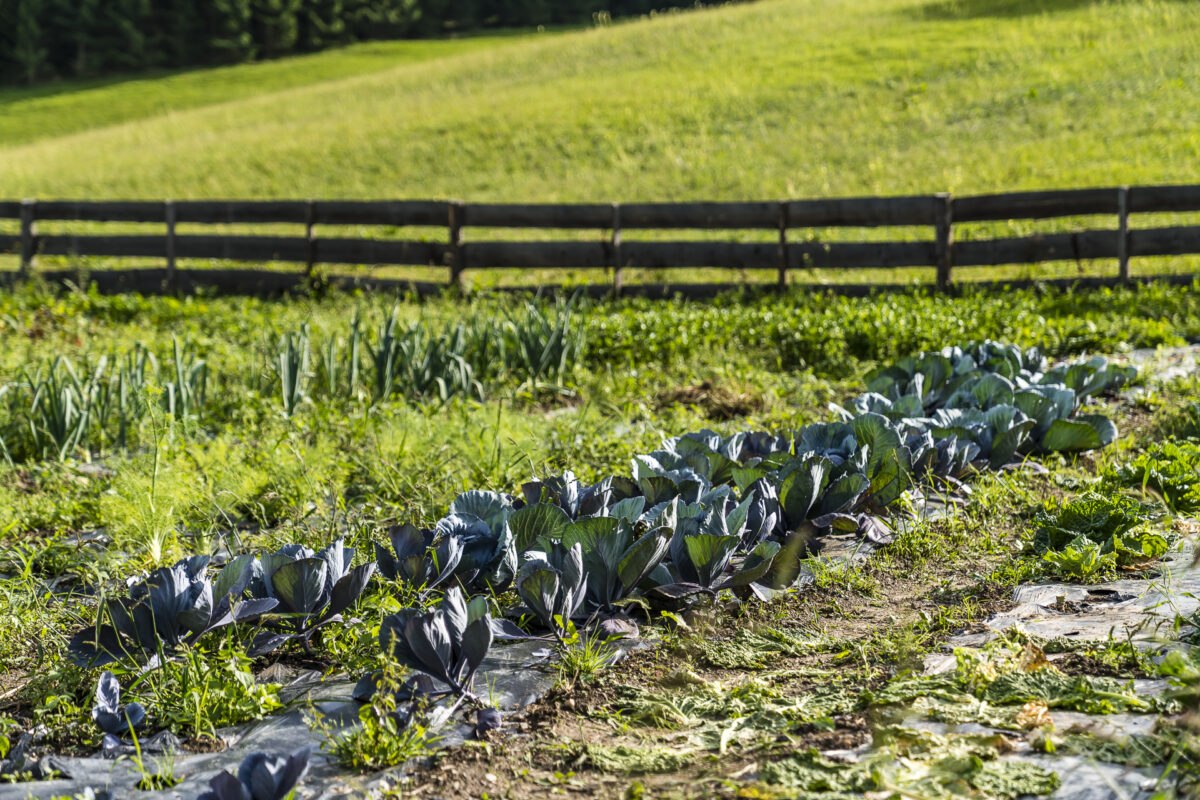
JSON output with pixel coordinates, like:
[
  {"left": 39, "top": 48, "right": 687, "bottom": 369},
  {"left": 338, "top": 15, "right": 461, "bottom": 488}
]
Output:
[
  {"left": 611, "top": 202, "right": 623, "bottom": 297},
  {"left": 1117, "top": 186, "right": 1130, "bottom": 283},
  {"left": 777, "top": 201, "right": 789, "bottom": 290},
  {"left": 165, "top": 200, "right": 177, "bottom": 291},
  {"left": 448, "top": 201, "right": 464, "bottom": 291},
  {"left": 934, "top": 192, "right": 953, "bottom": 291},
  {"left": 304, "top": 199, "right": 316, "bottom": 277},
  {"left": 19, "top": 198, "right": 36, "bottom": 277}
]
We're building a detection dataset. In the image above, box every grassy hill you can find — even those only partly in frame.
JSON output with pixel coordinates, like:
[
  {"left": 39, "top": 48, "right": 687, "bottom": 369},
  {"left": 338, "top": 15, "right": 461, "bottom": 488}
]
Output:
[{"left": 1, "top": 0, "right": 1198, "bottom": 202}]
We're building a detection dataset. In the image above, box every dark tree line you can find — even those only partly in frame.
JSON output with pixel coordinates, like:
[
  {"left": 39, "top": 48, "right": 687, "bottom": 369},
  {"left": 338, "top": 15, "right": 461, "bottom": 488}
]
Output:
[{"left": 0, "top": 0, "right": 710, "bottom": 85}]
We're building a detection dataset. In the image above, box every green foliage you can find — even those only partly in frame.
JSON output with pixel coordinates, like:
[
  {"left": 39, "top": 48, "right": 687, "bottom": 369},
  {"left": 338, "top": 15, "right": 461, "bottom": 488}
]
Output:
[
  {"left": 1103, "top": 439, "right": 1200, "bottom": 514},
  {"left": 757, "top": 729, "right": 1060, "bottom": 799},
  {"left": 315, "top": 653, "right": 441, "bottom": 771},
  {"left": 951, "top": 639, "right": 1173, "bottom": 716},
  {"left": 128, "top": 642, "right": 282, "bottom": 739},
  {"left": 276, "top": 325, "right": 312, "bottom": 417},
  {"left": 122, "top": 729, "right": 181, "bottom": 791},
  {"left": 0, "top": 339, "right": 209, "bottom": 463},
  {"left": 588, "top": 286, "right": 1195, "bottom": 377},
  {"left": 609, "top": 673, "right": 861, "bottom": 753},
  {"left": 568, "top": 743, "right": 692, "bottom": 776},
  {"left": 1024, "top": 492, "right": 1169, "bottom": 582},
  {"left": 556, "top": 626, "right": 617, "bottom": 686},
  {"left": 688, "top": 627, "right": 820, "bottom": 670},
  {"left": 1038, "top": 543, "right": 1118, "bottom": 582},
  {"left": 32, "top": 691, "right": 93, "bottom": 750},
  {"left": 502, "top": 297, "right": 588, "bottom": 385}
]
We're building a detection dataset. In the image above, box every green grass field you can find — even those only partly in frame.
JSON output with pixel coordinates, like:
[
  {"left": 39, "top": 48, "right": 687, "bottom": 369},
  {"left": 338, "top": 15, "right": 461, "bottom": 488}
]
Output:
[
  {"left": 1, "top": 0, "right": 1198, "bottom": 286},
  {"left": 2, "top": 0, "right": 1198, "bottom": 200}
]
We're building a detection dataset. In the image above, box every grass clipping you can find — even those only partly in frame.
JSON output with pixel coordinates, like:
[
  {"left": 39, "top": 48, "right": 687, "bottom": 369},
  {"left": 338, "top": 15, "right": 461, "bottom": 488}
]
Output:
[
  {"left": 574, "top": 743, "right": 694, "bottom": 775},
  {"left": 609, "top": 670, "right": 860, "bottom": 754},
  {"left": 756, "top": 727, "right": 1059, "bottom": 800},
  {"left": 874, "top": 631, "right": 1176, "bottom": 729}
]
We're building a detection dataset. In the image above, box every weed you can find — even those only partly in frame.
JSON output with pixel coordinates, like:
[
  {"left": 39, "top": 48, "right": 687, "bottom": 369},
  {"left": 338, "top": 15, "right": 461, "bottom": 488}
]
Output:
[
  {"left": 798, "top": 555, "right": 877, "bottom": 596},
  {"left": 120, "top": 728, "right": 180, "bottom": 791},
  {"left": 756, "top": 726, "right": 1060, "bottom": 798},
  {"left": 127, "top": 641, "right": 282, "bottom": 740},
  {"left": 608, "top": 673, "right": 860, "bottom": 754},
  {"left": 314, "top": 654, "right": 442, "bottom": 771},
  {"left": 557, "top": 627, "right": 618, "bottom": 687},
  {"left": 684, "top": 626, "right": 821, "bottom": 671},
  {"left": 1104, "top": 439, "right": 1200, "bottom": 514}
]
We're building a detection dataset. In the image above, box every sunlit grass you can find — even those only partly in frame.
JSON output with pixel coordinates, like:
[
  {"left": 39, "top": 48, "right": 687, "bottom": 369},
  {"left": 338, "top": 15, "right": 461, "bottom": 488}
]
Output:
[{"left": 1, "top": 0, "right": 1196, "bottom": 203}]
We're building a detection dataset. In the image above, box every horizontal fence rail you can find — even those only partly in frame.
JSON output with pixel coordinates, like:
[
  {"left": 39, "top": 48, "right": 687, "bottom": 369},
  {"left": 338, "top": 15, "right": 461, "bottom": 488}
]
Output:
[{"left": 2, "top": 185, "right": 1200, "bottom": 295}]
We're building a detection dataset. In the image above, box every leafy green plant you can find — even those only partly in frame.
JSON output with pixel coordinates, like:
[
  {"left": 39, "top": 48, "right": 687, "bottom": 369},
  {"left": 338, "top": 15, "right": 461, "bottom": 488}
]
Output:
[
  {"left": 0, "top": 356, "right": 100, "bottom": 461},
  {"left": 161, "top": 336, "right": 207, "bottom": 420},
  {"left": 516, "top": 541, "right": 588, "bottom": 644},
  {"left": 379, "top": 587, "right": 493, "bottom": 701},
  {"left": 242, "top": 538, "right": 377, "bottom": 655},
  {"left": 32, "top": 692, "right": 92, "bottom": 751},
  {"left": 0, "top": 341, "right": 207, "bottom": 462},
  {"left": 128, "top": 641, "right": 282, "bottom": 739},
  {"left": 0, "top": 716, "right": 15, "bottom": 761},
  {"left": 503, "top": 296, "right": 587, "bottom": 384},
  {"left": 560, "top": 514, "right": 671, "bottom": 615},
  {"left": 318, "top": 315, "right": 362, "bottom": 399},
  {"left": 120, "top": 728, "right": 180, "bottom": 791},
  {"left": 1103, "top": 439, "right": 1200, "bottom": 513},
  {"left": 318, "top": 655, "right": 442, "bottom": 771},
  {"left": 366, "top": 308, "right": 485, "bottom": 403},
  {"left": 374, "top": 523, "right": 462, "bottom": 596},
  {"left": 68, "top": 554, "right": 278, "bottom": 667},
  {"left": 91, "top": 671, "right": 146, "bottom": 737},
  {"left": 1025, "top": 492, "right": 1168, "bottom": 581},
  {"left": 557, "top": 626, "right": 617, "bottom": 686},
  {"left": 437, "top": 490, "right": 519, "bottom": 590}
]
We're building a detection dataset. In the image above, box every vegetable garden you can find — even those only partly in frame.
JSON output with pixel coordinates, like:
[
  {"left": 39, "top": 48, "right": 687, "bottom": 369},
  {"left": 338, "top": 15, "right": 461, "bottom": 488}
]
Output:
[{"left": 2, "top": 281, "right": 1200, "bottom": 799}]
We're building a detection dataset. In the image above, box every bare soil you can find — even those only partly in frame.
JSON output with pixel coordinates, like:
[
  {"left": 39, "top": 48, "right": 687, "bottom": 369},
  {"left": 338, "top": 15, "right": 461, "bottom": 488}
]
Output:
[{"left": 401, "top": 529, "right": 1021, "bottom": 800}]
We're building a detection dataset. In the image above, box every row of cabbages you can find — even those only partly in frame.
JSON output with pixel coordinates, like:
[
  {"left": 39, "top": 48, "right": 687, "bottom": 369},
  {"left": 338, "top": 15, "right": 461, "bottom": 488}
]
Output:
[
  {"left": 848, "top": 342, "right": 1135, "bottom": 461},
  {"left": 69, "top": 342, "right": 1134, "bottom": 702}
]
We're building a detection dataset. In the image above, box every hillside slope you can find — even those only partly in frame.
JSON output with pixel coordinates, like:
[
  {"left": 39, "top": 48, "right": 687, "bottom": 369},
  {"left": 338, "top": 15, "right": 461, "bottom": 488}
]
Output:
[{"left": 1, "top": 0, "right": 1198, "bottom": 201}]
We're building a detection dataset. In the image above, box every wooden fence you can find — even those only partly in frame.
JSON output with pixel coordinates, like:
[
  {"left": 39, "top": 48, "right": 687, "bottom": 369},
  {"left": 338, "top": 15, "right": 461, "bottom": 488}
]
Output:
[{"left": 2, "top": 185, "right": 1200, "bottom": 295}]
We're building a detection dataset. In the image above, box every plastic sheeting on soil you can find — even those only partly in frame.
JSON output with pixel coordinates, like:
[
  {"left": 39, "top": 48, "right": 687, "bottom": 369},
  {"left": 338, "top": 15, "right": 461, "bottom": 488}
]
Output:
[
  {"left": 10, "top": 639, "right": 560, "bottom": 800},
  {"left": 914, "top": 541, "right": 1198, "bottom": 800}
]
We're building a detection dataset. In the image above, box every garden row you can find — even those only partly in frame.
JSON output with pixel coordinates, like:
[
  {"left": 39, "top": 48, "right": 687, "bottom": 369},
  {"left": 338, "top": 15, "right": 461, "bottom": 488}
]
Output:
[
  {"left": 0, "top": 289, "right": 1152, "bottom": 466},
  {"left": 44, "top": 341, "right": 1137, "bottom": 797},
  {"left": 0, "top": 298, "right": 583, "bottom": 462}
]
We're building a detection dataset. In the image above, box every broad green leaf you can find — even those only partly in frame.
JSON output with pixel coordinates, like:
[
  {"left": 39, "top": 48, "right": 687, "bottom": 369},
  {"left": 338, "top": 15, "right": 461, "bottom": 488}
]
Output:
[
  {"left": 516, "top": 562, "right": 560, "bottom": 626},
  {"left": 617, "top": 526, "right": 671, "bottom": 590},
  {"left": 732, "top": 466, "right": 768, "bottom": 492},
  {"left": 272, "top": 558, "right": 327, "bottom": 615},
  {"left": 726, "top": 541, "right": 782, "bottom": 588},
  {"left": 683, "top": 533, "right": 739, "bottom": 587},
  {"left": 1042, "top": 416, "right": 1117, "bottom": 453},
  {"left": 509, "top": 503, "right": 572, "bottom": 553},
  {"left": 815, "top": 473, "right": 870, "bottom": 517}
]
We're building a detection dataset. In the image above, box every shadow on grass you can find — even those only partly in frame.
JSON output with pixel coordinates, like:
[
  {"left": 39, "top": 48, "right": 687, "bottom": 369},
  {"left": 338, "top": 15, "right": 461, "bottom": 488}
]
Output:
[{"left": 0, "top": 26, "right": 577, "bottom": 110}]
